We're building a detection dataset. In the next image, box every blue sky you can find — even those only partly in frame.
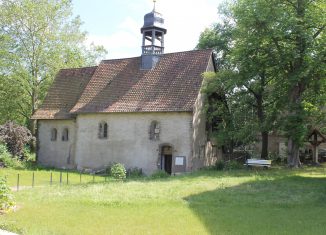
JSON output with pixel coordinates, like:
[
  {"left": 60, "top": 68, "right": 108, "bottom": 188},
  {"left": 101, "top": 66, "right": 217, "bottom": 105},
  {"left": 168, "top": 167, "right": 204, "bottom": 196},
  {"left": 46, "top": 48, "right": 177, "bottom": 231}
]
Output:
[{"left": 72, "top": 0, "right": 222, "bottom": 59}]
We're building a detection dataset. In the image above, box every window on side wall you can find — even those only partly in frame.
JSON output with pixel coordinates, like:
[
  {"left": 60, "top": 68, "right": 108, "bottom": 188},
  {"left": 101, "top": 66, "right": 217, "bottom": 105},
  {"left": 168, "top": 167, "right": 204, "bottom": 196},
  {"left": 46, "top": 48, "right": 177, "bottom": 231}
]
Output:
[
  {"left": 149, "top": 121, "right": 160, "bottom": 140},
  {"left": 62, "top": 128, "right": 69, "bottom": 141},
  {"left": 98, "top": 122, "right": 108, "bottom": 139},
  {"left": 51, "top": 128, "right": 57, "bottom": 141}
]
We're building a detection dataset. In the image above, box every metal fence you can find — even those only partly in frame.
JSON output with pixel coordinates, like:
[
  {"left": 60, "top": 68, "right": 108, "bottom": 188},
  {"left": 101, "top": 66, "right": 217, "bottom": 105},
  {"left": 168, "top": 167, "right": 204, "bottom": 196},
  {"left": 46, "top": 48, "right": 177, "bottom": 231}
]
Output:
[{"left": 3, "top": 171, "right": 109, "bottom": 191}]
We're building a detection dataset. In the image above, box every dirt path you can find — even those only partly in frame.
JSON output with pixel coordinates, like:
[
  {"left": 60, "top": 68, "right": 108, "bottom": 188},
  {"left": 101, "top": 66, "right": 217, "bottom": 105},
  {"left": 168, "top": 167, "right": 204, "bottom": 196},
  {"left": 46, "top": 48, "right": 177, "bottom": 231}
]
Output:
[{"left": 0, "top": 229, "right": 18, "bottom": 235}]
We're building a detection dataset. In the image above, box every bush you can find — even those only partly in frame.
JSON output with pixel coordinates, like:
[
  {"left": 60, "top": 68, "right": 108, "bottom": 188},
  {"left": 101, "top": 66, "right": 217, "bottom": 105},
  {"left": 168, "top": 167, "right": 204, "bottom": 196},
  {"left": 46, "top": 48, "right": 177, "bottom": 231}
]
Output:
[
  {"left": 150, "top": 170, "right": 170, "bottom": 179},
  {"left": 22, "top": 146, "right": 36, "bottom": 161},
  {"left": 268, "top": 152, "right": 285, "bottom": 165},
  {"left": 21, "top": 147, "right": 37, "bottom": 169},
  {"left": 0, "top": 177, "right": 15, "bottom": 212},
  {"left": 105, "top": 162, "right": 116, "bottom": 176},
  {"left": 110, "top": 163, "right": 126, "bottom": 180},
  {"left": 127, "top": 167, "right": 143, "bottom": 178},
  {"left": 204, "top": 160, "right": 243, "bottom": 171},
  {"left": 0, "top": 121, "right": 34, "bottom": 157},
  {"left": 0, "top": 144, "right": 23, "bottom": 169},
  {"left": 224, "top": 160, "right": 244, "bottom": 170},
  {"left": 214, "top": 160, "right": 225, "bottom": 170}
]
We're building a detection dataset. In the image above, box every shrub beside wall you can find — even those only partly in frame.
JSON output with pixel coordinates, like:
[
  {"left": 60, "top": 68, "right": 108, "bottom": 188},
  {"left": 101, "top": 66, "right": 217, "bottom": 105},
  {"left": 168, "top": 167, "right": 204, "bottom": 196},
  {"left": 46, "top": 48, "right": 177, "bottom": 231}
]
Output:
[{"left": 110, "top": 163, "right": 126, "bottom": 180}]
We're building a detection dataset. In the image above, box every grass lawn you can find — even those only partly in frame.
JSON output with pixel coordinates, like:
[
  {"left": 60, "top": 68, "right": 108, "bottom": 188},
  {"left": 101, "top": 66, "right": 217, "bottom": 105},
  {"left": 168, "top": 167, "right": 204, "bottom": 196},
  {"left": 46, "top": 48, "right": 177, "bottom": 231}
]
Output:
[{"left": 1, "top": 167, "right": 326, "bottom": 234}]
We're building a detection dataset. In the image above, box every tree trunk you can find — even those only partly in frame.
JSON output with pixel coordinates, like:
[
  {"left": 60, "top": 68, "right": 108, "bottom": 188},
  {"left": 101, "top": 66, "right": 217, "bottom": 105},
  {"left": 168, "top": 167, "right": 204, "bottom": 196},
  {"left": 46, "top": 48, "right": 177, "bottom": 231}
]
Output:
[
  {"left": 29, "top": 86, "right": 37, "bottom": 153},
  {"left": 285, "top": 0, "right": 306, "bottom": 168},
  {"left": 29, "top": 119, "right": 37, "bottom": 153},
  {"left": 287, "top": 137, "right": 301, "bottom": 168},
  {"left": 256, "top": 93, "right": 268, "bottom": 159},
  {"left": 261, "top": 131, "right": 268, "bottom": 159}
]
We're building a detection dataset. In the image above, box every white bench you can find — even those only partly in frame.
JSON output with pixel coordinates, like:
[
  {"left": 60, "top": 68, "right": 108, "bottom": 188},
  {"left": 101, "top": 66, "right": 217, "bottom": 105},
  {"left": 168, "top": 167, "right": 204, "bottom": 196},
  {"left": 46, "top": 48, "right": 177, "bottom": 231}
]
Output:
[{"left": 245, "top": 159, "right": 272, "bottom": 169}]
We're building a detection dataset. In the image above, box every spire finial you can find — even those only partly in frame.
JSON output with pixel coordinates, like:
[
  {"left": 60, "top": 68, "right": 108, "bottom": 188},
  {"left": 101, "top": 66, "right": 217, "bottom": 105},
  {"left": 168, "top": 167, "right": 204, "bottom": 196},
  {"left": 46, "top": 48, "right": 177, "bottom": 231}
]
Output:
[{"left": 153, "top": 0, "right": 156, "bottom": 11}]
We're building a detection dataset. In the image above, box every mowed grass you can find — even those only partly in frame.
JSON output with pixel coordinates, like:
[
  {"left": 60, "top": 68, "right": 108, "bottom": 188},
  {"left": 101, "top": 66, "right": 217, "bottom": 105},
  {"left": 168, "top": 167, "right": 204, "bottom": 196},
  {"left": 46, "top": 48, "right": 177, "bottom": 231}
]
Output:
[{"left": 1, "top": 167, "right": 326, "bottom": 235}]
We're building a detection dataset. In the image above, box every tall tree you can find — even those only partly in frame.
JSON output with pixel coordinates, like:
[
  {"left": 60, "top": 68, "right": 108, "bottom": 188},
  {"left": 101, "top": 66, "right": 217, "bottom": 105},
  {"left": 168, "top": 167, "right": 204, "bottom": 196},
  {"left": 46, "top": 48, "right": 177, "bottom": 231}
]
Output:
[
  {"left": 0, "top": 0, "right": 107, "bottom": 129},
  {"left": 202, "top": 71, "right": 258, "bottom": 155},
  {"left": 229, "top": 0, "right": 284, "bottom": 159},
  {"left": 198, "top": 0, "right": 325, "bottom": 164},
  {"left": 267, "top": 0, "right": 325, "bottom": 167},
  {"left": 198, "top": 22, "right": 235, "bottom": 153},
  {"left": 198, "top": 4, "right": 278, "bottom": 159}
]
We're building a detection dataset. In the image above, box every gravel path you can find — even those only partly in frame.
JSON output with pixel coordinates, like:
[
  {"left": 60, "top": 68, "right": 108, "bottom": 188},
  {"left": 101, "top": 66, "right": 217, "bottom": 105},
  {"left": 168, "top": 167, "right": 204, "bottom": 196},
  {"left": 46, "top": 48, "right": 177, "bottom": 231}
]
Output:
[{"left": 0, "top": 229, "right": 18, "bottom": 235}]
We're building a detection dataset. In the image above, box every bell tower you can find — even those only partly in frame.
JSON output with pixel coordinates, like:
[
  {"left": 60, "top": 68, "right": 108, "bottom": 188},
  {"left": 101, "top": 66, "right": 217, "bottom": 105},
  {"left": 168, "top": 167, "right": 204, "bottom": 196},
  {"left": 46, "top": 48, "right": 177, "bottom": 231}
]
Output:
[{"left": 140, "top": 0, "right": 167, "bottom": 69}]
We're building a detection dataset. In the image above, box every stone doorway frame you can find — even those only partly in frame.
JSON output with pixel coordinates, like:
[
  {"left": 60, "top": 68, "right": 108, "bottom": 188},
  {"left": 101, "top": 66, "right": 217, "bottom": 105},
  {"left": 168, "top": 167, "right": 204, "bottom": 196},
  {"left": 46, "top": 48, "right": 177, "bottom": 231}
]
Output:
[{"left": 158, "top": 143, "right": 174, "bottom": 174}]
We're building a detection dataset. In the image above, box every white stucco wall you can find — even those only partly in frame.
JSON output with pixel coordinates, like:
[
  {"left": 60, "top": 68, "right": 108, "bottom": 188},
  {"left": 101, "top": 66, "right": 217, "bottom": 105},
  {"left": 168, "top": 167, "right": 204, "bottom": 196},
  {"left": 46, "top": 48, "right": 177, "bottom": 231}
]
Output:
[
  {"left": 37, "top": 120, "right": 76, "bottom": 169},
  {"left": 74, "top": 112, "right": 193, "bottom": 174}
]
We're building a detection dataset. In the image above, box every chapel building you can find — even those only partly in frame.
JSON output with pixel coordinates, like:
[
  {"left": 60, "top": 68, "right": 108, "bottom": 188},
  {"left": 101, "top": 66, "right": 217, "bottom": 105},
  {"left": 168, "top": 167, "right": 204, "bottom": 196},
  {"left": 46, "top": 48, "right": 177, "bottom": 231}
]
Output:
[{"left": 31, "top": 6, "right": 217, "bottom": 174}]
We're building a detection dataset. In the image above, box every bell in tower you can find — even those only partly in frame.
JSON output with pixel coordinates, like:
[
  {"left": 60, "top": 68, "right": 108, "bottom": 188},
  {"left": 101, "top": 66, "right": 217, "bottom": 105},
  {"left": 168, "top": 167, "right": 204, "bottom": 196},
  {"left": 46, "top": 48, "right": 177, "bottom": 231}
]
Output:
[{"left": 140, "top": 0, "right": 167, "bottom": 69}]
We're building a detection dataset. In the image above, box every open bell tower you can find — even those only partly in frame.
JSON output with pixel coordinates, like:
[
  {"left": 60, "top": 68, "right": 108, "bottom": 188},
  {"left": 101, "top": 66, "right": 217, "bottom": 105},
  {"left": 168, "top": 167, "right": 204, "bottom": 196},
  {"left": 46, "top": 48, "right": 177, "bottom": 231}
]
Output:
[{"left": 140, "top": 0, "right": 167, "bottom": 69}]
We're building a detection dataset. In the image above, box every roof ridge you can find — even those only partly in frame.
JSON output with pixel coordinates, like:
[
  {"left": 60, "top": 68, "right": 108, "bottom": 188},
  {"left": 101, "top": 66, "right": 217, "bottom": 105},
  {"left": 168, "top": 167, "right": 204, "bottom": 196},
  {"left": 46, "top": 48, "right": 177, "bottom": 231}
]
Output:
[{"left": 60, "top": 66, "right": 98, "bottom": 71}]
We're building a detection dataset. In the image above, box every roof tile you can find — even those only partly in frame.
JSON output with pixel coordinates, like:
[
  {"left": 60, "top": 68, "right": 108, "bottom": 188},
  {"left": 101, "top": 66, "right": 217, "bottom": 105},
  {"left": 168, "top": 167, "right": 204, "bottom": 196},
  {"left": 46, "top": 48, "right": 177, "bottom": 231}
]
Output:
[
  {"left": 32, "top": 49, "right": 213, "bottom": 119},
  {"left": 31, "top": 66, "right": 97, "bottom": 119},
  {"left": 72, "top": 49, "right": 213, "bottom": 114}
]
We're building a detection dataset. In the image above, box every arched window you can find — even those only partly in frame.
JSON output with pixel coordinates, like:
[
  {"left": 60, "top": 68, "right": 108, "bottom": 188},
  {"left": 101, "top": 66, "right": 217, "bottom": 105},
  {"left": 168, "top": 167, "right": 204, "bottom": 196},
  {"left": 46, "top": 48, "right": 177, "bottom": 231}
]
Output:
[
  {"left": 103, "top": 123, "right": 108, "bottom": 138},
  {"left": 51, "top": 128, "right": 57, "bottom": 141},
  {"left": 98, "top": 122, "right": 108, "bottom": 139},
  {"left": 62, "top": 128, "right": 69, "bottom": 141},
  {"left": 149, "top": 121, "right": 160, "bottom": 140}
]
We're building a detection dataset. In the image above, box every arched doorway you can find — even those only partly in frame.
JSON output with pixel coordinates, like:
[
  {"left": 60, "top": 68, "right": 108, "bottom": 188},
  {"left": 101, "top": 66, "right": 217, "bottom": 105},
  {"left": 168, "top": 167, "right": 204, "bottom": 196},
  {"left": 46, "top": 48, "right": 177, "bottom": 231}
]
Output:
[{"left": 160, "top": 145, "right": 173, "bottom": 175}]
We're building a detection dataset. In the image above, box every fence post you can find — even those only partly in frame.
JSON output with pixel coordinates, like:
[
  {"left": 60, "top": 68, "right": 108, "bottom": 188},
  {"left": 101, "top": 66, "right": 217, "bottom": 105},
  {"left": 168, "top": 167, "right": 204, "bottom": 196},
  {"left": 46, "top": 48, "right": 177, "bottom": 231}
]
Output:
[
  {"left": 32, "top": 172, "right": 35, "bottom": 188},
  {"left": 17, "top": 174, "right": 19, "bottom": 192},
  {"left": 93, "top": 174, "right": 95, "bottom": 183},
  {"left": 60, "top": 172, "right": 62, "bottom": 185},
  {"left": 80, "top": 172, "right": 82, "bottom": 183},
  {"left": 50, "top": 172, "right": 53, "bottom": 186},
  {"left": 66, "top": 172, "right": 69, "bottom": 185}
]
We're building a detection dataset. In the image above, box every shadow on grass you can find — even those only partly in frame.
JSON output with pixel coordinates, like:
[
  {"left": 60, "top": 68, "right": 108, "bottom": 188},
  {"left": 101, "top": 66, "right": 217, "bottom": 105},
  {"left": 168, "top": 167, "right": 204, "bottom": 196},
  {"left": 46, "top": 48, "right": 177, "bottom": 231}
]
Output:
[
  {"left": 184, "top": 175, "right": 326, "bottom": 235},
  {"left": 122, "top": 167, "right": 326, "bottom": 184},
  {"left": 142, "top": 166, "right": 326, "bottom": 182}
]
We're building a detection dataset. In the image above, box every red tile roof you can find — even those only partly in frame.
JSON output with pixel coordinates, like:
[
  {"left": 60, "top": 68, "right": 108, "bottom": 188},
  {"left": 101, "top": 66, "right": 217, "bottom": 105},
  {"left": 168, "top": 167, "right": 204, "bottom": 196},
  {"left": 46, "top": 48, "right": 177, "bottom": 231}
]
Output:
[
  {"left": 32, "top": 49, "right": 214, "bottom": 119},
  {"left": 31, "top": 67, "right": 97, "bottom": 119}
]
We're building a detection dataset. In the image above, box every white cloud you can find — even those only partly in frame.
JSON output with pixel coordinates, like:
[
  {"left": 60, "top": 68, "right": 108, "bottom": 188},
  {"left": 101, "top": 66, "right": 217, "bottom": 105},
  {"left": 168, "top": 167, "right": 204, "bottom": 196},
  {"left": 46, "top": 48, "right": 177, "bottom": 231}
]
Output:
[
  {"left": 160, "top": 0, "right": 219, "bottom": 53},
  {"left": 86, "top": 16, "right": 142, "bottom": 59},
  {"left": 118, "top": 16, "right": 139, "bottom": 35},
  {"left": 86, "top": 33, "right": 141, "bottom": 59}
]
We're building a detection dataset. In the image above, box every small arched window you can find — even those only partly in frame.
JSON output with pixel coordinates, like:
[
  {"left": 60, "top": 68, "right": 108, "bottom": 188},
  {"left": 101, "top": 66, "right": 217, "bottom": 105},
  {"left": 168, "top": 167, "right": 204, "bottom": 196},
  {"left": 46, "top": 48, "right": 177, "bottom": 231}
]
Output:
[
  {"left": 51, "top": 128, "right": 57, "bottom": 141},
  {"left": 62, "top": 128, "right": 69, "bottom": 141},
  {"left": 98, "top": 122, "right": 108, "bottom": 139},
  {"left": 149, "top": 121, "right": 160, "bottom": 140}
]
